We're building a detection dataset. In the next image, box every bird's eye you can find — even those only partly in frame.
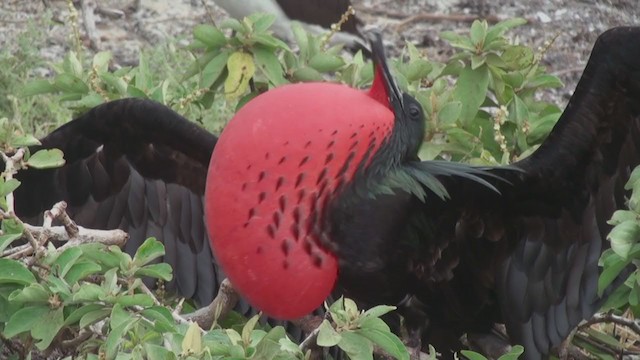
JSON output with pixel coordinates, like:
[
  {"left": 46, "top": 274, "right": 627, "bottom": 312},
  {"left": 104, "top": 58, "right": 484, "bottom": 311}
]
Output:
[{"left": 408, "top": 105, "right": 422, "bottom": 120}]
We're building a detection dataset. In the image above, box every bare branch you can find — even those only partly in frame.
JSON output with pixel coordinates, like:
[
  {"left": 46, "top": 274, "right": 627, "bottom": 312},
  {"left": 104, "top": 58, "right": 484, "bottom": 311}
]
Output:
[
  {"left": 184, "top": 278, "right": 239, "bottom": 329},
  {"left": 80, "top": 0, "right": 100, "bottom": 51},
  {"left": 579, "top": 312, "right": 640, "bottom": 334},
  {"left": 1, "top": 148, "right": 25, "bottom": 214}
]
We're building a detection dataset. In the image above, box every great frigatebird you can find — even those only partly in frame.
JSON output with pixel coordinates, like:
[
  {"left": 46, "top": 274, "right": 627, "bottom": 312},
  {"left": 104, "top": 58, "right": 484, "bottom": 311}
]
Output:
[{"left": 11, "top": 27, "right": 640, "bottom": 359}]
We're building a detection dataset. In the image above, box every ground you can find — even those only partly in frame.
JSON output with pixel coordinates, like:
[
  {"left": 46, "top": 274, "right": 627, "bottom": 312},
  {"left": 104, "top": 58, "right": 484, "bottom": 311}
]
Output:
[{"left": 0, "top": 0, "right": 639, "bottom": 111}]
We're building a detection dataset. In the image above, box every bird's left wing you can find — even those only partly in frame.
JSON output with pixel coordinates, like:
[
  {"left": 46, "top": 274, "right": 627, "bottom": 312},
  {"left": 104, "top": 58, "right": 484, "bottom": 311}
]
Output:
[{"left": 13, "top": 98, "right": 220, "bottom": 305}]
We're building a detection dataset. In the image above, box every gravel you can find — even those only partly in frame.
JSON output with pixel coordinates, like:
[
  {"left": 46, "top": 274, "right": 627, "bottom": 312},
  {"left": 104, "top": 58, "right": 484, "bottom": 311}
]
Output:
[{"left": 0, "top": 0, "right": 639, "bottom": 110}]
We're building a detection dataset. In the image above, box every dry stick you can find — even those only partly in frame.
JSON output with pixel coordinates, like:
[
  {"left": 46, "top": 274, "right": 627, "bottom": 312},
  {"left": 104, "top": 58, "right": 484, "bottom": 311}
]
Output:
[
  {"left": 395, "top": 13, "right": 535, "bottom": 32},
  {"left": 1, "top": 148, "right": 25, "bottom": 214},
  {"left": 184, "top": 278, "right": 239, "bottom": 329},
  {"left": 579, "top": 312, "right": 640, "bottom": 334},
  {"left": 80, "top": 0, "right": 100, "bottom": 51}
]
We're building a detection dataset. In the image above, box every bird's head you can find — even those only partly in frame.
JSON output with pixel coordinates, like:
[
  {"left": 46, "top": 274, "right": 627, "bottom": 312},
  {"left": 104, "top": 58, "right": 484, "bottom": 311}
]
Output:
[{"left": 205, "top": 34, "right": 425, "bottom": 319}]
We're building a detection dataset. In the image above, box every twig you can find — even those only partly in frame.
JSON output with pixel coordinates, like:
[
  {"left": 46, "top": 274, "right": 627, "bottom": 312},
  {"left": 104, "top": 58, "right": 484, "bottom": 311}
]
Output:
[
  {"left": 395, "top": 12, "right": 530, "bottom": 32},
  {"left": 80, "top": 0, "right": 100, "bottom": 51},
  {"left": 299, "top": 325, "right": 322, "bottom": 353},
  {"left": 200, "top": 0, "right": 216, "bottom": 25},
  {"left": 94, "top": 6, "right": 125, "bottom": 19},
  {"left": 137, "top": 281, "right": 190, "bottom": 325},
  {"left": 184, "top": 278, "right": 238, "bottom": 329},
  {"left": 59, "top": 330, "right": 92, "bottom": 349},
  {"left": 1, "top": 148, "right": 25, "bottom": 214},
  {"left": 579, "top": 312, "right": 640, "bottom": 334}
]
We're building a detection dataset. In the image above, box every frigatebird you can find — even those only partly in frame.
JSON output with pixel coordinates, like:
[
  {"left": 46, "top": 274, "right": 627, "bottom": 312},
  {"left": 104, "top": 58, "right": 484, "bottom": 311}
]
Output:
[
  {"left": 211, "top": 0, "right": 365, "bottom": 48},
  {"left": 12, "top": 27, "right": 640, "bottom": 359}
]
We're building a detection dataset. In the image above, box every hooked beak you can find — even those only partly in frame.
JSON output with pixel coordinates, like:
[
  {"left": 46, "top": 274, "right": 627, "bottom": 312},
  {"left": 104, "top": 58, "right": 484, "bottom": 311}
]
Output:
[{"left": 368, "top": 32, "right": 404, "bottom": 112}]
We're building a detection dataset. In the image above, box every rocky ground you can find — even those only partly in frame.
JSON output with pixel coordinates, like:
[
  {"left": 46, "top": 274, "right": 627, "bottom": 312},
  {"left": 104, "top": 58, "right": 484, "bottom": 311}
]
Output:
[{"left": 0, "top": 0, "right": 639, "bottom": 110}]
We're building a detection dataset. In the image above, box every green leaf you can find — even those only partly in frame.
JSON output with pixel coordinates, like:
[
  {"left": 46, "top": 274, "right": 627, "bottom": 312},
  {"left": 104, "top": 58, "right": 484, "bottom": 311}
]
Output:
[
  {"left": 317, "top": 319, "right": 341, "bottom": 347},
  {"left": 460, "top": 350, "right": 489, "bottom": 360},
  {"left": 92, "top": 51, "right": 113, "bottom": 73},
  {"left": 509, "top": 94, "right": 529, "bottom": 126},
  {"left": 498, "top": 345, "right": 524, "bottom": 360},
  {"left": 100, "top": 72, "right": 128, "bottom": 95},
  {"left": 71, "top": 283, "right": 106, "bottom": 303},
  {"left": 0, "top": 232, "right": 22, "bottom": 254},
  {"left": 8, "top": 283, "right": 50, "bottom": 304},
  {"left": 64, "top": 303, "right": 105, "bottom": 326},
  {"left": 79, "top": 308, "right": 110, "bottom": 328},
  {"left": 193, "top": 25, "right": 227, "bottom": 49},
  {"left": 608, "top": 220, "right": 640, "bottom": 259},
  {"left": 502, "top": 45, "right": 534, "bottom": 70},
  {"left": 116, "top": 294, "right": 154, "bottom": 307},
  {"left": 132, "top": 237, "right": 165, "bottom": 266},
  {"left": 356, "top": 328, "right": 409, "bottom": 360},
  {"left": 626, "top": 166, "right": 640, "bottom": 190},
  {"left": 0, "top": 258, "right": 36, "bottom": 285},
  {"left": 358, "top": 316, "right": 390, "bottom": 332},
  {"left": 242, "top": 314, "right": 260, "bottom": 346},
  {"left": 527, "top": 74, "right": 563, "bottom": 89},
  {"left": 469, "top": 20, "right": 487, "bottom": 47},
  {"left": 200, "top": 51, "right": 229, "bottom": 89},
  {"left": 76, "top": 93, "right": 105, "bottom": 109},
  {"left": 337, "top": 332, "right": 373, "bottom": 360},
  {"left": 253, "top": 46, "right": 288, "bottom": 86},
  {"left": 110, "top": 303, "right": 130, "bottom": 329},
  {"left": 105, "top": 316, "right": 137, "bottom": 359},
  {"left": 32, "top": 307, "right": 65, "bottom": 349},
  {"left": 404, "top": 59, "right": 432, "bottom": 82},
  {"left": 20, "top": 79, "right": 56, "bottom": 97},
  {"left": 142, "top": 306, "right": 176, "bottom": 333},
  {"left": 293, "top": 66, "right": 323, "bottom": 82},
  {"left": 309, "top": 53, "right": 345, "bottom": 73},
  {"left": 251, "top": 13, "right": 276, "bottom": 33},
  {"left": 0, "top": 178, "right": 21, "bottom": 197},
  {"left": 182, "top": 322, "right": 203, "bottom": 355},
  {"left": 225, "top": 51, "right": 255, "bottom": 99},
  {"left": 52, "top": 247, "right": 83, "bottom": 278},
  {"left": 438, "top": 101, "right": 462, "bottom": 126},
  {"left": 27, "top": 148, "right": 65, "bottom": 169},
  {"left": 53, "top": 73, "right": 90, "bottom": 94},
  {"left": 291, "top": 22, "right": 309, "bottom": 60},
  {"left": 134, "top": 263, "right": 173, "bottom": 281},
  {"left": 64, "top": 51, "right": 83, "bottom": 77},
  {"left": 608, "top": 210, "right": 638, "bottom": 226},
  {"left": 361, "top": 305, "right": 396, "bottom": 320},
  {"left": 11, "top": 134, "right": 41, "bottom": 147},
  {"left": 453, "top": 65, "right": 489, "bottom": 126},
  {"left": 145, "top": 343, "right": 176, "bottom": 360},
  {"left": 440, "top": 31, "right": 475, "bottom": 52},
  {"left": 3, "top": 306, "right": 49, "bottom": 337},
  {"left": 65, "top": 260, "right": 102, "bottom": 284},
  {"left": 127, "top": 85, "right": 147, "bottom": 98}
]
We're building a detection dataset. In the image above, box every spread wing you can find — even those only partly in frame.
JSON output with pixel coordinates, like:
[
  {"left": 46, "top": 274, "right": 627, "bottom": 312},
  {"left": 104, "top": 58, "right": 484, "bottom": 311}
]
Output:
[
  {"left": 402, "top": 26, "right": 640, "bottom": 357},
  {"left": 14, "top": 98, "right": 220, "bottom": 306}
]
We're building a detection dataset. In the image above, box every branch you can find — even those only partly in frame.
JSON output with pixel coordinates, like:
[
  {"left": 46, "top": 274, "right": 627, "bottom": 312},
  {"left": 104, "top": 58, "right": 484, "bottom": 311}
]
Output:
[
  {"left": 1, "top": 148, "right": 25, "bottom": 214},
  {"left": 80, "top": 0, "right": 100, "bottom": 51},
  {"left": 184, "top": 278, "right": 239, "bottom": 329},
  {"left": 579, "top": 312, "right": 640, "bottom": 334}
]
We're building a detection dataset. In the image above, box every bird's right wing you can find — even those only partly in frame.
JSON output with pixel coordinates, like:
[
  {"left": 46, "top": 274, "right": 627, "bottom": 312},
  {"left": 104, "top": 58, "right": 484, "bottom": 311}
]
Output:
[
  {"left": 398, "top": 26, "right": 640, "bottom": 358},
  {"left": 14, "top": 98, "right": 220, "bottom": 306}
]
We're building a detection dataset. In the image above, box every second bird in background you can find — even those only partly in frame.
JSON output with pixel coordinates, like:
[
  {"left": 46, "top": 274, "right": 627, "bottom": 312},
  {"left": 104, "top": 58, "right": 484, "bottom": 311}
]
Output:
[{"left": 211, "top": 0, "right": 366, "bottom": 49}]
